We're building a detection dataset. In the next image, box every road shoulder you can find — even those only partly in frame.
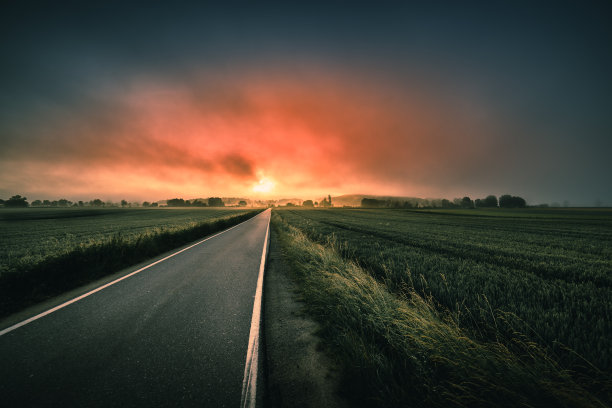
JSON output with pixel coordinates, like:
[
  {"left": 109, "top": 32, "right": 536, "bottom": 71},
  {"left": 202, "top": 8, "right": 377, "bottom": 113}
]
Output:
[{"left": 263, "top": 227, "right": 348, "bottom": 408}]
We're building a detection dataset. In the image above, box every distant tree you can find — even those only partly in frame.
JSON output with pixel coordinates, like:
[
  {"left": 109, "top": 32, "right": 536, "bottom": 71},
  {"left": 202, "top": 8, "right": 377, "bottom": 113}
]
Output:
[
  {"left": 484, "top": 195, "right": 498, "bottom": 207},
  {"left": 78, "top": 201, "right": 84, "bottom": 207},
  {"left": 207, "top": 197, "right": 224, "bottom": 207},
  {"left": 167, "top": 198, "right": 186, "bottom": 207},
  {"left": 191, "top": 199, "right": 207, "bottom": 207},
  {"left": 58, "top": 199, "right": 71, "bottom": 207},
  {"left": 121, "top": 199, "right": 128, "bottom": 207},
  {"left": 286, "top": 202, "right": 296, "bottom": 207},
  {"left": 476, "top": 195, "right": 498, "bottom": 208},
  {"left": 90, "top": 199, "right": 104, "bottom": 207},
  {"left": 302, "top": 200, "right": 314, "bottom": 207},
  {"left": 461, "top": 196, "right": 474, "bottom": 208},
  {"left": 314, "top": 201, "right": 318, "bottom": 206},
  {"left": 150, "top": 202, "right": 158, "bottom": 207},
  {"left": 320, "top": 196, "right": 332, "bottom": 207},
  {"left": 499, "top": 194, "right": 526, "bottom": 208},
  {"left": 5, "top": 195, "right": 29, "bottom": 207},
  {"left": 515, "top": 196, "right": 527, "bottom": 208},
  {"left": 328, "top": 195, "right": 332, "bottom": 207},
  {"left": 238, "top": 200, "right": 247, "bottom": 206},
  {"left": 142, "top": 201, "right": 150, "bottom": 207},
  {"left": 31, "top": 199, "right": 43, "bottom": 207}
]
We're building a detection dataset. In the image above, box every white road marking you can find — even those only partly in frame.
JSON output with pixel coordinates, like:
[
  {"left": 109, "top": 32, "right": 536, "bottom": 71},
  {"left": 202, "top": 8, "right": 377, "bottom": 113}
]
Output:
[
  {"left": 0, "top": 214, "right": 259, "bottom": 337},
  {"left": 240, "top": 209, "right": 270, "bottom": 408}
]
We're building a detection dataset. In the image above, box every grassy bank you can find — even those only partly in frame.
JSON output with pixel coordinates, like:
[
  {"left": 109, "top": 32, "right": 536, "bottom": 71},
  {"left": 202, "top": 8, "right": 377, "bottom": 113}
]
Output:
[
  {"left": 272, "top": 211, "right": 610, "bottom": 407},
  {"left": 0, "top": 209, "right": 261, "bottom": 317}
]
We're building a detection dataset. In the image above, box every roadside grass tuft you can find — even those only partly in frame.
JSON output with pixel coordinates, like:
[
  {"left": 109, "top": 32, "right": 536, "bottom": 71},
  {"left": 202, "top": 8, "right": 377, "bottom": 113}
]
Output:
[
  {"left": 272, "top": 212, "right": 610, "bottom": 407},
  {"left": 0, "top": 211, "right": 260, "bottom": 317}
]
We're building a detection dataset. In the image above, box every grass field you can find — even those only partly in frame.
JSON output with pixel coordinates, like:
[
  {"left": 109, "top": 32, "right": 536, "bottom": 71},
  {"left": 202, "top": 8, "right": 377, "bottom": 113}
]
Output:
[
  {"left": 0, "top": 207, "right": 260, "bottom": 316},
  {"left": 273, "top": 207, "right": 612, "bottom": 407}
]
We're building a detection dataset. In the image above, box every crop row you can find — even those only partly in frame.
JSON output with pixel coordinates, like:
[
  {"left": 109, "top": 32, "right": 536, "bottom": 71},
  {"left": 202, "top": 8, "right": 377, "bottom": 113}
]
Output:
[{"left": 276, "top": 208, "right": 612, "bottom": 371}]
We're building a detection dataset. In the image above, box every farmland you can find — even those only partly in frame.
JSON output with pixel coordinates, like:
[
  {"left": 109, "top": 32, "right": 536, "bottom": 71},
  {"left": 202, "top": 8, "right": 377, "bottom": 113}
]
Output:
[
  {"left": 273, "top": 207, "right": 612, "bottom": 407},
  {"left": 0, "top": 207, "right": 260, "bottom": 316}
]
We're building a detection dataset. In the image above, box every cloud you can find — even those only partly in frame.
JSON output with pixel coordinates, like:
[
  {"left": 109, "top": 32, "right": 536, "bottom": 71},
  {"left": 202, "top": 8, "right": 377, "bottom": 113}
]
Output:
[
  {"left": 0, "top": 67, "right": 503, "bottom": 200},
  {"left": 4, "top": 65, "right": 609, "bottom": 205}
]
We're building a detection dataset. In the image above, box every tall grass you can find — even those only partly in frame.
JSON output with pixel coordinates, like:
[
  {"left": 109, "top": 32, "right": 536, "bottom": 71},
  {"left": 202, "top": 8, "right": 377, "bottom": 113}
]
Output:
[
  {"left": 276, "top": 208, "right": 612, "bottom": 372},
  {"left": 272, "top": 212, "right": 610, "bottom": 407},
  {"left": 0, "top": 210, "right": 260, "bottom": 317}
]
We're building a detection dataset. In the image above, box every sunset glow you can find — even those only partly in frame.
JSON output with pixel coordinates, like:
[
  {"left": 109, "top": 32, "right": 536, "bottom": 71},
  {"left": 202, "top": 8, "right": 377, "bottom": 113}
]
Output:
[
  {"left": 1, "top": 2, "right": 610, "bottom": 205},
  {"left": 253, "top": 177, "right": 275, "bottom": 194}
]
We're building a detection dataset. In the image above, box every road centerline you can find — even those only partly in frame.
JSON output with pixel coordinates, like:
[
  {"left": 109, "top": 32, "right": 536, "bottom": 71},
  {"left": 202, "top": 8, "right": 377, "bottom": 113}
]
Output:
[{"left": 240, "top": 210, "right": 270, "bottom": 408}]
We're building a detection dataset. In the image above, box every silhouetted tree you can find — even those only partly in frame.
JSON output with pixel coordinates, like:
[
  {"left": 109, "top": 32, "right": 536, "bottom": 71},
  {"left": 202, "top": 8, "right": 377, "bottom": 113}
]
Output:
[
  {"left": 302, "top": 200, "right": 314, "bottom": 207},
  {"left": 461, "top": 196, "right": 474, "bottom": 208},
  {"left": 190, "top": 199, "right": 207, "bottom": 207},
  {"left": 90, "top": 199, "right": 104, "bottom": 207},
  {"left": 484, "top": 195, "right": 498, "bottom": 207},
  {"left": 5, "top": 195, "right": 29, "bottom": 207},
  {"left": 207, "top": 197, "right": 224, "bottom": 207},
  {"left": 475, "top": 195, "right": 499, "bottom": 208},
  {"left": 320, "top": 196, "right": 333, "bottom": 207},
  {"left": 31, "top": 199, "right": 42, "bottom": 207},
  {"left": 239, "top": 200, "right": 247, "bottom": 206},
  {"left": 58, "top": 199, "right": 71, "bottom": 207},
  {"left": 121, "top": 199, "right": 128, "bottom": 207},
  {"left": 167, "top": 198, "right": 186, "bottom": 207},
  {"left": 499, "top": 194, "right": 526, "bottom": 208}
]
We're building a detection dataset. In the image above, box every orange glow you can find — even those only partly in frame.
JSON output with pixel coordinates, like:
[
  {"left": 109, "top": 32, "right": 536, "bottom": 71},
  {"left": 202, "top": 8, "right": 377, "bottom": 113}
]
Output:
[
  {"left": 0, "top": 67, "right": 495, "bottom": 201},
  {"left": 252, "top": 177, "right": 275, "bottom": 193}
]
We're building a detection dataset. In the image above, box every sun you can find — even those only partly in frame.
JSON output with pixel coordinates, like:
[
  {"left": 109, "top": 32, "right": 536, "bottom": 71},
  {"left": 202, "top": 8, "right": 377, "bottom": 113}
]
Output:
[{"left": 252, "top": 177, "right": 275, "bottom": 193}]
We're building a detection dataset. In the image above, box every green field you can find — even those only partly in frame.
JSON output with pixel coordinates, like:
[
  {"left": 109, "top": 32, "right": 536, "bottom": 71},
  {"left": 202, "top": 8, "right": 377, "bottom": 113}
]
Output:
[
  {"left": 273, "top": 207, "right": 612, "bottom": 406},
  {"left": 0, "top": 207, "right": 259, "bottom": 316}
]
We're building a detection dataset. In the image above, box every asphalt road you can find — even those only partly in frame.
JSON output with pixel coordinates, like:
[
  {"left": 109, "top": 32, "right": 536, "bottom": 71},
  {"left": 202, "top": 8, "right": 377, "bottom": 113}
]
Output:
[{"left": 0, "top": 209, "right": 270, "bottom": 407}]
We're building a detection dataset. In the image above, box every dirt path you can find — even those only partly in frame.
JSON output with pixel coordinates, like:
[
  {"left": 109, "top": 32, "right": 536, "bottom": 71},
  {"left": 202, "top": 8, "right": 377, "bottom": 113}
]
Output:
[{"left": 263, "top": 228, "right": 348, "bottom": 408}]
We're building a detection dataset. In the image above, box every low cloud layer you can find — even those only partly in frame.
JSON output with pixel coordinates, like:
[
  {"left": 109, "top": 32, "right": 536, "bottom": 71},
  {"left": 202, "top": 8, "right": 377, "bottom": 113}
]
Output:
[{"left": 0, "top": 66, "right": 610, "bottom": 205}]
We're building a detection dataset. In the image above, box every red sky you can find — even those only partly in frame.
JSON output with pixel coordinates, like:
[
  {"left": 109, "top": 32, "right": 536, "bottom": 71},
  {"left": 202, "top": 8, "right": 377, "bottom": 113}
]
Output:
[
  {"left": 2, "top": 2, "right": 611, "bottom": 206},
  {"left": 0, "top": 67, "right": 502, "bottom": 202}
]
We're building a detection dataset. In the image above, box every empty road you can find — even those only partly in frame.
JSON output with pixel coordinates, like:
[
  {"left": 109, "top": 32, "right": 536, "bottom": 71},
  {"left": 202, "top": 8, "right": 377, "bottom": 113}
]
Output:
[{"left": 0, "top": 209, "right": 270, "bottom": 407}]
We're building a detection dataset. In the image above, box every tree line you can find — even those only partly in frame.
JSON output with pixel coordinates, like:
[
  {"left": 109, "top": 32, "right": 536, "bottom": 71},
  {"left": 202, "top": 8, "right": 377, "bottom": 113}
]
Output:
[
  {"left": 165, "top": 197, "right": 227, "bottom": 207},
  {"left": 0, "top": 195, "right": 231, "bottom": 208},
  {"left": 361, "top": 194, "right": 527, "bottom": 209}
]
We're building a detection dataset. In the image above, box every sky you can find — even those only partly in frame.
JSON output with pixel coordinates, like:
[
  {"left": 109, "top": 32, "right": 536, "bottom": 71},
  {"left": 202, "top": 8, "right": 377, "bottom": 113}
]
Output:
[{"left": 1, "top": 1, "right": 611, "bottom": 205}]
